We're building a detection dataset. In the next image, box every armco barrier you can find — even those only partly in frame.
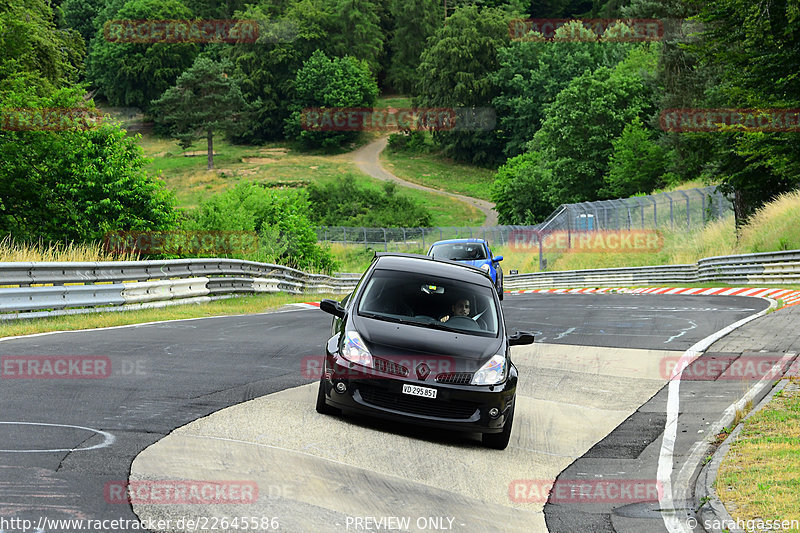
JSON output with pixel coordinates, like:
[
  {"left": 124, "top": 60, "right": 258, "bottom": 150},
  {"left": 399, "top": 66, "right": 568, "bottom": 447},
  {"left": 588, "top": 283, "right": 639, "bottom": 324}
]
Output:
[
  {"left": 0, "top": 259, "right": 358, "bottom": 320},
  {"left": 1, "top": 250, "right": 799, "bottom": 319},
  {"left": 505, "top": 250, "right": 800, "bottom": 289}
]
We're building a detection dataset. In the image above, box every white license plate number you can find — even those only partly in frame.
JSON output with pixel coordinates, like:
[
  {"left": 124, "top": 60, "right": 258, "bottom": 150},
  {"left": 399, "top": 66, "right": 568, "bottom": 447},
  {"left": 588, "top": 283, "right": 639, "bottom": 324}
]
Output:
[{"left": 402, "top": 384, "right": 437, "bottom": 399}]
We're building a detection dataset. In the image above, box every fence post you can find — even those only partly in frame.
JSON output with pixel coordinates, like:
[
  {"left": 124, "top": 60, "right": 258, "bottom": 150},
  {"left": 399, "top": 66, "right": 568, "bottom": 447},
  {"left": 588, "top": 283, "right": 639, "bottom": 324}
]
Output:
[
  {"left": 363, "top": 227, "right": 367, "bottom": 249},
  {"left": 421, "top": 228, "right": 425, "bottom": 251},
  {"left": 383, "top": 228, "right": 387, "bottom": 252},
  {"left": 669, "top": 196, "right": 674, "bottom": 229},
  {"left": 402, "top": 227, "right": 407, "bottom": 247},
  {"left": 652, "top": 197, "right": 657, "bottom": 228},
  {"left": 639, "top": 198, "right": 645, "bottom": 229}
]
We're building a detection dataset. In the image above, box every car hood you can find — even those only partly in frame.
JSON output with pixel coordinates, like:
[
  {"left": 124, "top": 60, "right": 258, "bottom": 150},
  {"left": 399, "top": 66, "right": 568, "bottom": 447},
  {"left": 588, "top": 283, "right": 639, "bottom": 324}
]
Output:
[
  {"left": 459, "top": 259, "right": 490, "bottom": 269},
  {"left": 352, "top": 315, "right": 502, "bottom": 372}
]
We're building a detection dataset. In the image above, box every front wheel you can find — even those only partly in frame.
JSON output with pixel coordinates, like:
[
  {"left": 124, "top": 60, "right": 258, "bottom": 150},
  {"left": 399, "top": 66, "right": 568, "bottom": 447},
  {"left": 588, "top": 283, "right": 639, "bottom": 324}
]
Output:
[
  {"left": 316, "top": 377, "right": 340, "bottom": 415},
  {"left": 482, "top": 404, "right": 514, "bottom": 450}
]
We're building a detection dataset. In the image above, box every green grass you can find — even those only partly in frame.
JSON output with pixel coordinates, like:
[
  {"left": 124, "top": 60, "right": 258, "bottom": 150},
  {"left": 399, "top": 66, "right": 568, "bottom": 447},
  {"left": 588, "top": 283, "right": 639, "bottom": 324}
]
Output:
[
  {"left": 138, "top": 133, "right": 484, "bottom": 225},
  {"left": 715, "top": 379, "right": 800, "bottom": 527},
  {"left": 373, "top": 95, "right": 413, "bottom": 109},
  {"left": 381, "top": 146, "right": 497, "bottom": 201},
  {"left": 0, "top": 293, "right": 336, "bottom": 338}
]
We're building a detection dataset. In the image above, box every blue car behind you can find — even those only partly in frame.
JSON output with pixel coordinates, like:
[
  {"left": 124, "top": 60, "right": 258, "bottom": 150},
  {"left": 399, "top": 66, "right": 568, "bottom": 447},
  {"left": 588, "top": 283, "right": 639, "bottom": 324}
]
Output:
[{"left": 427, "top": 239, "right": 504, "bottom": 299}]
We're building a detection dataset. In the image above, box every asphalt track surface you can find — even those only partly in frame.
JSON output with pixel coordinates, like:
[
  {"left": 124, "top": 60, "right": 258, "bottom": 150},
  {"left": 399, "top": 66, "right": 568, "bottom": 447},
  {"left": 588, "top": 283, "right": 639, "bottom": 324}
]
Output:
[{"left": 0, "top": 293, "right": 770, "bottom": 532}]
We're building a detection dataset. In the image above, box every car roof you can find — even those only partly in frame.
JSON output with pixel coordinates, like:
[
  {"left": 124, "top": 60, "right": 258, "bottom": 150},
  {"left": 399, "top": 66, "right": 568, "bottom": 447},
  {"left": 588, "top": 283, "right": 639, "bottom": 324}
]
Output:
[
  {"left": 429, "top": 238, "right": 488, "bottom": 245},
  {"left": 372, "top": 253, "right": 492, "bottom": 285}
]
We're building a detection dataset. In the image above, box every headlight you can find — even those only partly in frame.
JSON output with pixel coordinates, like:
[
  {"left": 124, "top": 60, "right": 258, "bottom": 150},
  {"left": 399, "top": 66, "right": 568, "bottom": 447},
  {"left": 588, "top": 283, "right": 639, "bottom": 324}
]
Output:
[
  {"left": 480, "top": 264, "right": 490, "bottom": 272},
  {"left": 341, "top": 331, "right": 373, "bottom": 368},
  {"left": 471, "top": 354, "right": 507, "bottom": 385}
]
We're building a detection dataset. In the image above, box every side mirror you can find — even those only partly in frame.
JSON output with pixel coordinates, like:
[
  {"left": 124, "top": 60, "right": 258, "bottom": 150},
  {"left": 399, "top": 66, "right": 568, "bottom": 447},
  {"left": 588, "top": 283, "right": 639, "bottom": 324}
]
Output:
[
  {"left": 320, "top": 299, "right": 346, "bottom": 318},
  {"left": 493, "top": 255, "right": 503, "bottom": 262},
  {"left": 508, "top": 331, "right": 535, "bottom": 346}
]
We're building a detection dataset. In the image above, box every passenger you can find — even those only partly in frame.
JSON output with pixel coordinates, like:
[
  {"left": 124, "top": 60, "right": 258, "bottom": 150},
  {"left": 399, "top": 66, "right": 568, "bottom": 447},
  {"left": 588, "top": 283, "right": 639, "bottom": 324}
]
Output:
[{"left": 440, "top": 297, "right": 470, "bottom": 322}]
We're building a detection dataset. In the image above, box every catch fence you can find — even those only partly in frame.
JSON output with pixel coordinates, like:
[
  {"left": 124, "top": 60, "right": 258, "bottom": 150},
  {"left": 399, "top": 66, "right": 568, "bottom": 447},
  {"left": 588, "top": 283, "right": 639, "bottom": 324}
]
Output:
[{"left": 316, "top": 186, "right": 733, "bottom": 251}]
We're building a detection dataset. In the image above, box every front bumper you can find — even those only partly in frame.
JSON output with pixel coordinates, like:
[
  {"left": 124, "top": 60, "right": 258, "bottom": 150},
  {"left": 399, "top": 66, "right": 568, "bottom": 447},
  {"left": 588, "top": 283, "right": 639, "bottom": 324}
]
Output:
[{"left": 321, "top": 351, "right": 516, "bottom": 434}]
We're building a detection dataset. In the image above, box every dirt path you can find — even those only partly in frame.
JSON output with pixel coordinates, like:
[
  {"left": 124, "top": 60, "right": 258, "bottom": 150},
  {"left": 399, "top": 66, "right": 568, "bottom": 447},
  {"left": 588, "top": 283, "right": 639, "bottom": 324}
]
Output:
[{"left": 349, "top": 136, "right": 498, "bottom": 226}]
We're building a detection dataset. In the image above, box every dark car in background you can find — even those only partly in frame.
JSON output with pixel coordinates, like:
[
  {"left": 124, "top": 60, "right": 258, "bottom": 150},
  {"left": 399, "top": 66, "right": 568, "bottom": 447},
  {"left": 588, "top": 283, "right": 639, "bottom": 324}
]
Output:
[
  {"left": 316, "top": 253, "right": 533, "bottom": 449},
  {"left": 427, "top": 238, "right": 504, "bottom": 299}
]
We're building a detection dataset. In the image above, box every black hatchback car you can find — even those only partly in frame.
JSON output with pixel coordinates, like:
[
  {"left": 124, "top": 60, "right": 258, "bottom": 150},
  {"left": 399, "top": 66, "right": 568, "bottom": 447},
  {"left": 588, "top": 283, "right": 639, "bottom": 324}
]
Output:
[{"left": 316, "top": 253, "right": 533, "bottom": 449}]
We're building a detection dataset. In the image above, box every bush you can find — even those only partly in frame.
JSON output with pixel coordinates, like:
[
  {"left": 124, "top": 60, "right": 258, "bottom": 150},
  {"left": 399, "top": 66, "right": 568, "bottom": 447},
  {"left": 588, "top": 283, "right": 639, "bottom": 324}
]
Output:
[
  {"left": 306, "top": 175, "right": 432, "bottom": 227},
  {"left": 184, "top": 183, "right": 337, "bottom": 272},
  {"left": 0, "top": 82, "right": 178, "bottom": 242},
  {"left": 386, "top": 132, "right": 432, "bottom": 153}
]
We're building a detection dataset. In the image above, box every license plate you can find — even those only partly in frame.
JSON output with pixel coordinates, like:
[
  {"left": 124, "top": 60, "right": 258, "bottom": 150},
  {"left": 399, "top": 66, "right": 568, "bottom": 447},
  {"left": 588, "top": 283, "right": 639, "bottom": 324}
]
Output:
[{"left": 402, "top": 384, "right": 437, "bottom": 399}]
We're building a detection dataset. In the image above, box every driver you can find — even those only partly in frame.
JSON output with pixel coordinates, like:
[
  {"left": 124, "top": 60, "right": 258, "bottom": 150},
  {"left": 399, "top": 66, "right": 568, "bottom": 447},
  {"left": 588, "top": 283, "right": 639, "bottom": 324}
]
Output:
[{"left": 440, "top": 297, "right": 470, "bottom": 322}]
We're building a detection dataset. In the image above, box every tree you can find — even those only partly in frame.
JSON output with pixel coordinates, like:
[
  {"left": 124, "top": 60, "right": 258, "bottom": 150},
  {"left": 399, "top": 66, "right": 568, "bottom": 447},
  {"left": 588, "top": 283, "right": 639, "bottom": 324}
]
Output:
[
  {"left": 491, "top": 150, "right": 556, "bottom": 224},
  {"left": 415, "top": 5, "right": 510, "bottom": 165},
  {"left": 0, "top": 0, "right": 84, "bottom": 92},
  {"left": 529, "top": 44, "right": 658, "bottom": 205},
  {"left": 691, "top": 0, "right": 800, "bottom": 226},
  {"left": 86, "top": 0, "right": 198, "bottom": 112},
  {"left": 329, "top": 0, "right": 384, "bottom": 74},
  {"left": 493, "top": 20, "right": 630, "bottom": 157},
  {"left": 221, "top": 0, "right": 336, "bottom": 143},
  {"left": 152, "top": 56, "right": 253, "bottom": 170},
  {"left": 603, "top": 118, "right": 669, "bottom": 198},
  {"left": 284, "top": 50, "right": 378, "bottom": 149},
  {"left": 386, "top": 0, "right": 440, "bottom": 93},
  {"left": 0, "top": 83, "right": 178, "bottom": 242},
  {"left": 61, "top": 0, "right": 106, "bottom": 46}
]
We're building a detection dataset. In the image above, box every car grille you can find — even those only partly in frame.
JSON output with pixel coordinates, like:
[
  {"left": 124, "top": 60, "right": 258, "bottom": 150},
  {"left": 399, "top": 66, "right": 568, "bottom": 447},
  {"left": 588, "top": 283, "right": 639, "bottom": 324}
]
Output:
[
  {"left": 373, "top": 357, "right": 409, "bottom": 377},
  {"left": 358, "top": 384, "right": 480, "bottom": 420},
  {"left": 435, "top": 372, "right": 473, "bottom": 385}
]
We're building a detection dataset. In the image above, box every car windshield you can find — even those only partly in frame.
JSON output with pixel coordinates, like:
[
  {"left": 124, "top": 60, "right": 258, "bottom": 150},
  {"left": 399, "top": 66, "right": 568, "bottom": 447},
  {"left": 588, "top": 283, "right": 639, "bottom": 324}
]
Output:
[
  {"left": 430, "top": 243, "right": 487, "bottom": 261},
  {"left": 357, "top": 269, "right": 499, "bottom": 336}
]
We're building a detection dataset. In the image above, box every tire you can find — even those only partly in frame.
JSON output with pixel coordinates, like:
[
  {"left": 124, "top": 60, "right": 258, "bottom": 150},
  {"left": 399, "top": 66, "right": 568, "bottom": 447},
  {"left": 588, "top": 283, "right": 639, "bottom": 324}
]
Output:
[
  {"left": 316, "top": 377, "right": 340, "bottom": 415},
  {"left": 482, "top": 403, "right": 514, "bottom": 450}
]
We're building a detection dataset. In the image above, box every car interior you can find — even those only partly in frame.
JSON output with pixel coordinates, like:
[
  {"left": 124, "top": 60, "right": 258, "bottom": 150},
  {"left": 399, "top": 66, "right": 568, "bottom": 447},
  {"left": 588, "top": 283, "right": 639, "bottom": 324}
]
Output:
[{"left": 358, "top": 274, "right": 497, "bottom": 334}]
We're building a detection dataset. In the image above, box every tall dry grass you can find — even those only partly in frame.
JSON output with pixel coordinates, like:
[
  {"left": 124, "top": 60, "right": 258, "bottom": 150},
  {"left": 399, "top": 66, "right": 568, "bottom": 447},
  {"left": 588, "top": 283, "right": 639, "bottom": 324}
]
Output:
[
  {"left": 0, "top": 236, "right": 138, "bottom": 262},
  {"left": 738, "top": 190, "right": 800, "bottom": 253}
]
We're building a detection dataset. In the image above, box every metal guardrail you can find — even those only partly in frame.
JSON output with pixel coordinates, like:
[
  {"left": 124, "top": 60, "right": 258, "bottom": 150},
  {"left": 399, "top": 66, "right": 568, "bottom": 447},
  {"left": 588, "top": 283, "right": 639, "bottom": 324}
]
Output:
[
  {"left": 2, "top": 250, "right": 798, "bottom": 319},
  {"left": 505, "top": 250, "right": 800, "bottom": 289},
  {"left": 0, "top": 259, "right": 359, "bottom": 319}
]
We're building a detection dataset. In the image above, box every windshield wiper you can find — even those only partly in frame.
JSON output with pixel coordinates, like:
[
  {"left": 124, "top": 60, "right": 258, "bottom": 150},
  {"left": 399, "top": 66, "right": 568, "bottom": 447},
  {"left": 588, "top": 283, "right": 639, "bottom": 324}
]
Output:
[{"left": 359, "top": 312, "right": 418, "bottom": 325}]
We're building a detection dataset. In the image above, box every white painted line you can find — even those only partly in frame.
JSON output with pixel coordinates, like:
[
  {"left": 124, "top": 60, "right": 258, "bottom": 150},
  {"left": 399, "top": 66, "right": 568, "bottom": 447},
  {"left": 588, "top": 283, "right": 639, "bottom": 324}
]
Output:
[
  {"left": 658, "top": 298, "right": 777, "bottom": 533},
  {"left": 0, "top": 421, "right": 115, "bottom": 453}
]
